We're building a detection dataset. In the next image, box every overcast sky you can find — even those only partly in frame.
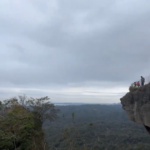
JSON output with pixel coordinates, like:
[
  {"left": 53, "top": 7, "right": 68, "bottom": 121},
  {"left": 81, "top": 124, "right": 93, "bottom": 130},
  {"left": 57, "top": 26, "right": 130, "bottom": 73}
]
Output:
[{"left": 0, "top": 0, "right": 150, "bottom": 103}]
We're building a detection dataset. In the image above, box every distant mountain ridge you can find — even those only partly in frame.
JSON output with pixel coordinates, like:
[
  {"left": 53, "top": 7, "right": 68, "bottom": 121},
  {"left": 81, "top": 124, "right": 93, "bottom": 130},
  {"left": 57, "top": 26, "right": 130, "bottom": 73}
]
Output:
[{"left": 54, "top": 102, "right": 120, "bottom": 106}]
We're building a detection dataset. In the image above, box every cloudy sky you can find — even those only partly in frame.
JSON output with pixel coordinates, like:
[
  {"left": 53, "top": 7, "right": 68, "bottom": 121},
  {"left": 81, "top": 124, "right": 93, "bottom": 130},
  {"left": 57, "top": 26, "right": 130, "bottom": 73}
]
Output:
[{"left": 0, "top": 0, "right": 150, "bottom": 103}]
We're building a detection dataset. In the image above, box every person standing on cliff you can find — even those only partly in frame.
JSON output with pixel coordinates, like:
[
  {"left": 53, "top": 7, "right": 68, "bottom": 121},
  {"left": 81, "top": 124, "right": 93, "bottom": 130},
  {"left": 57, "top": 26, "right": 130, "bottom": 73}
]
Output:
[
  {"left": 137, "top": 81, "right": 140, "bottom": 87},
  {"left": 134, "top": 82, "right": 136, "bottom": 87},
  {"left": 141, "top": 76, "right": 145, "bottom": 87}
]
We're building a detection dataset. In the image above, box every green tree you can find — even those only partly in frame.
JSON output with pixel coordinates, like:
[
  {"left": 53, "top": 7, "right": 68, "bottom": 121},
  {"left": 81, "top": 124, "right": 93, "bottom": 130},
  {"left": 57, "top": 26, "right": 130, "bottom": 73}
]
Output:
[
  {"left": 27, "top": 96, "right": 59, "bottom": 123},
  {"left": 0, "top": 95, "right": 59, "bottom": 150}
]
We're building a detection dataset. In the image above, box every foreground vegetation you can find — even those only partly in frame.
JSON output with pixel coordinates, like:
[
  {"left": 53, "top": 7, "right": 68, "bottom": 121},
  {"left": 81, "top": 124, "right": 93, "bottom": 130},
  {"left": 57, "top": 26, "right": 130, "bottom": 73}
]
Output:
[{"left": 0, "top": 96, "right": 59, "bottom": 150}]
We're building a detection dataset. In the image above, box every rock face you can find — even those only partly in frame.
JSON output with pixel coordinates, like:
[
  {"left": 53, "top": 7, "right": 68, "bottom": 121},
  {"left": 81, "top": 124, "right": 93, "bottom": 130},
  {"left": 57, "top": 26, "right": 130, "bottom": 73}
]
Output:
[{"left": 120, "top": 83, "right": 150, "bottom": 134}]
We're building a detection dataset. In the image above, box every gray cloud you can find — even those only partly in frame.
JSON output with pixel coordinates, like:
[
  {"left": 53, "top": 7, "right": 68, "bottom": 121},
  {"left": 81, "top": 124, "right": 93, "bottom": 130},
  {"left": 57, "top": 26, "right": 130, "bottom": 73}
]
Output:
[{"left": 0, "top": 0, "right": 150, "bottom": 102}]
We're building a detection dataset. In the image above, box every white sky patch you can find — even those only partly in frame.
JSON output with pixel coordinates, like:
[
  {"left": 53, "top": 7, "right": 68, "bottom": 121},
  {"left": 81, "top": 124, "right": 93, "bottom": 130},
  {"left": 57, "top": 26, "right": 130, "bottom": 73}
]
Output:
[
  {"left": 0, "top": 85, "right": 128, "bottom": 103},
  {"left": 0, "top": 0, "right": 46, "bottom": 27}
]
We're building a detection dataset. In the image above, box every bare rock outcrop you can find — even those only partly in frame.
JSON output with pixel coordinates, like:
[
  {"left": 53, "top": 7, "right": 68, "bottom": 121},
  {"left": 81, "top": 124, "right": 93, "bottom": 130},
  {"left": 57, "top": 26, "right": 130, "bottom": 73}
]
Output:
[{"left": 120, "top": 83, "right": 150, "bottom": 134}]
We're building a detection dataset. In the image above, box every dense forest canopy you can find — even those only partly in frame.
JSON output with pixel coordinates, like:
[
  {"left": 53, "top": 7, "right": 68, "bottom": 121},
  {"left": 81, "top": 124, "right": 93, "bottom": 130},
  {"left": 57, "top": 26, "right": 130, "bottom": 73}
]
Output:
[{"left": 44, "top": 104, "right": 150, "bottom": 150}]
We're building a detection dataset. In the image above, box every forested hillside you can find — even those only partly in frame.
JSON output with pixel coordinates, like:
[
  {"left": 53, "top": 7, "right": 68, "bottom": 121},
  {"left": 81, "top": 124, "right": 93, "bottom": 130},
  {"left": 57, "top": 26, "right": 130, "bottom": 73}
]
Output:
[
  {"left": 44, "top": 104, "right": 150, "bottom": 150},
  {"left": 1, "top": 97, "right": 150, "bottom": 150}
]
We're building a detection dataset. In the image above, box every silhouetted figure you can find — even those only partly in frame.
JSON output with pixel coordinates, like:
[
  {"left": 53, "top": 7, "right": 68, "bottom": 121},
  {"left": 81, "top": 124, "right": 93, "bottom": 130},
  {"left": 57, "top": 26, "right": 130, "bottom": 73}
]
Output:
[
  {"left": 141, "top": 76, "right": 145, "bottom": 87},
  {"left": 134, "top": 82, "right": 136, "bottom": 87}
]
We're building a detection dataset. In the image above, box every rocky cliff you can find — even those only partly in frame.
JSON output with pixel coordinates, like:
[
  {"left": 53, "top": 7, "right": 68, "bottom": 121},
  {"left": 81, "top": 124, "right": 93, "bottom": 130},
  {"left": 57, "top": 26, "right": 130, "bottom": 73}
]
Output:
[{"left": 120, "top": 83, "right": 150, "bottom": 134}]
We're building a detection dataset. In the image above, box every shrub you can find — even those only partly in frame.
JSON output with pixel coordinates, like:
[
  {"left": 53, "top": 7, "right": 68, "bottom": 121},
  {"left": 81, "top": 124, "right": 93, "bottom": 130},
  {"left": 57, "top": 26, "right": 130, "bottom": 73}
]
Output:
[{"left": 129, "top": 86, "right": 139, "bottom": 92}]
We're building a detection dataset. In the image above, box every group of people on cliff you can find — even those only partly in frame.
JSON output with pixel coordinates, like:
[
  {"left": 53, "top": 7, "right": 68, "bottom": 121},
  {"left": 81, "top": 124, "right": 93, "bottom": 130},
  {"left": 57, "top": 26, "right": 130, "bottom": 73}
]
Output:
[{"left": 132, "top": 76, "right": 145, "bottom": 87}]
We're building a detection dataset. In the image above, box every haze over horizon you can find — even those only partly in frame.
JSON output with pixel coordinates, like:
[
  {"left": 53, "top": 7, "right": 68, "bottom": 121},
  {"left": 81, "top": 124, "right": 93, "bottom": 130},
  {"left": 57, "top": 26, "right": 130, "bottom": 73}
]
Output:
[{"left": 0, "top": 0, "right": 150, "bottom": 103}]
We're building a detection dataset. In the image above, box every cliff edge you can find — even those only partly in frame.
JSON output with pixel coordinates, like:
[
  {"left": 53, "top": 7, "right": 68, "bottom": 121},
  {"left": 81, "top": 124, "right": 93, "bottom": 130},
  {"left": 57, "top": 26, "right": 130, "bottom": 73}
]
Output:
[{"left": 120, "top": 83, "right": 150, "bottom": 134}]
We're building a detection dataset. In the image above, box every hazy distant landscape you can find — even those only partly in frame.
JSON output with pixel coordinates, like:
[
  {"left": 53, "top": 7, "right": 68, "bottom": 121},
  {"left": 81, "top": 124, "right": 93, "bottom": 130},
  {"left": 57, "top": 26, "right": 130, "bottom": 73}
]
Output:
[
  {"left": 54, "top": 102, "right": 116, "bottom": 106},
  {"left": 43, "top": 104, "right": 150, "bottom": 150},
  {"left": 54, "top": 102, "right": 86, "bottom": 106},
  {"left": 54, "top": 102, "right": 119, "bottom": 106}
]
